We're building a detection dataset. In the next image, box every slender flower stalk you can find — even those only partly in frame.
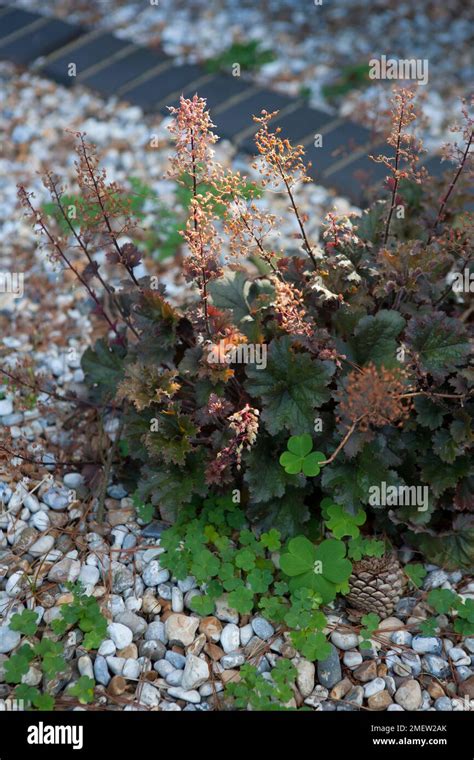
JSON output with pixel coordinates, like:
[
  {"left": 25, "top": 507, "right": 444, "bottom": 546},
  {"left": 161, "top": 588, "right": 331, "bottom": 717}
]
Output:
[
  {"left": 168, "top": 95, "right": 224, "bottom": 335},
  {"left": 17, "top": 185, "right": 123, "bottom": 342},
  {"left": 253, "top": 110, "right": 318, "bottom": 269},
  {"left": 371, "top": 88, "right": 425, "bottom": 245},
  {"left": 427, "top": 99, "right": 473, "bottom": 245}
]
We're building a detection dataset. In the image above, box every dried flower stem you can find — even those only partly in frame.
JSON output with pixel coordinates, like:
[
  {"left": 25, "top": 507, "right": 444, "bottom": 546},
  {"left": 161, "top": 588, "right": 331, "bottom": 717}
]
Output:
[
  {"left": 320, "top": 416, "right": 365, "bottom": 466},
  {"left": 383, "top": 102, "right": 405, "bottom": 245},
  {"left": 0, "top": 366, "right": 114, "bottom": 411},
  {"left": 276, "top": 156, "right": 318, "bottom": 269},
  {"left": 18, "top": 186, "right": 122, "bottom": 341},
  {"left": 76, "top": 134, "right": 141, "bottom": 289},
  {"left": 427, "top": 129, "right": 473, "bottom": 245},
  {"left": 47, "top": 175, "right": 140, "bottom": 340}
]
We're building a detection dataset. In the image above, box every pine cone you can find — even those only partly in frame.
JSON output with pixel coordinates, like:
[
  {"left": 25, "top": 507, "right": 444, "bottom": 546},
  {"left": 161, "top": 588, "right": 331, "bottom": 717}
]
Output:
[{"left": 346, "top": 554, "right": 406, "bottom": 618}]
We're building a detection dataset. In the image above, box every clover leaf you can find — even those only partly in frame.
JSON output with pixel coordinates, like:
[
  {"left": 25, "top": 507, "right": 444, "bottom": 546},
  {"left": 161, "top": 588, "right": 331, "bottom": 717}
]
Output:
[
  {"left": 260, "top": 529, "right": 281, "bottom": 552},
  {"left": 9, "top": 609, "right": 39, "bottom": 636},
  {"left": 279, "top": 536, "right": 352, "bottom": 603},
  {"left": 405, "top": 563, "right": 428, "bottom": 589},
  {"left": 190, "top": 594, "right": 216, "bottom": 616},
  {"left": 247, "top": 568, "right": 273, "bottom": 594},
  {"left": 324, "top": 503, "right": 366, "bottom": 539},
  {"left": 228, "top": 586, "right": 254, "bottom": 614},
  {"left": 234, "top": 548, "right": 256, "bottom": 572},
  {"left": 279, "top": 435, "right": 325, "bottom": 476},
  {"left": 291, "top": 630, "right": 332, "bottom": 662},
  {"left": 68, "top": 676, "right": 95, "bottom": 705}
]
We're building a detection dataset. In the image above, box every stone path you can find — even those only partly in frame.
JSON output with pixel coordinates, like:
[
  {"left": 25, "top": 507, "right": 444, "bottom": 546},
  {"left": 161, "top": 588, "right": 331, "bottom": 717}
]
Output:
[{"left": 0, "top": 5, "right": 452, "bottom": 205}]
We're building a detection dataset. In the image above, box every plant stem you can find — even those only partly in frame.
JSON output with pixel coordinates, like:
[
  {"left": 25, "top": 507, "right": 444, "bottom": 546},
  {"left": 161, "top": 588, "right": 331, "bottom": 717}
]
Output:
[
  {"left": 427, "top": 130, "right": 473, "bottom": 245},
  {"left": 48, "top": 176, "right": 140, "bottom": 340},
  {"left": 275, "top": 157, "right": 318, "bottom": 269},
  {"left": 383, "top": 101, "right": 405, "bottom": 245}
]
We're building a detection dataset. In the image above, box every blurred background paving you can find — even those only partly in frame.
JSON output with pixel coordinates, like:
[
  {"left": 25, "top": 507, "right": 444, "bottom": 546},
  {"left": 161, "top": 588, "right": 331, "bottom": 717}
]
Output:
[{"left": 0, "top": 2, "right": 472, "bottom": 208}]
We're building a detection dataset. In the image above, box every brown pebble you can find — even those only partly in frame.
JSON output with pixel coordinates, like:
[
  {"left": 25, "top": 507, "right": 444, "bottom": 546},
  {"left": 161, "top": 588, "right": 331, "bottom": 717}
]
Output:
[
  {"left": 330, "top": 677, "right": 352, "bottom": 700},
  {"left": 368, "top": 690, "right": 393, "bottom": 710},
  {"left": 426, "top": 679, "right": 446, "bottom": 700},
  {"left": 204, "top": 642, "right": 224, "bottom": 661},
  {"left": 107, "top": 676, "right": 127, "bottom": 696},
  {"left": 117, "top": 644, "right": 138, "bottom": 659},
  {"left": 187, "top": 633, "right": 206, "bottom": 656},
  {"left": 220, "top": 670, "right": 241, "bottom": 685},
  {"left": 199, "top": 616, "right": 222, "bottom": 643},
  {"left": 281, "top": 643, "right": 297, "bottom": 659},
  {"left": 353, "top": 660, "right": 377, "bottom": 682},
  {"left": 377, "top": 663, "right": 388, "bottom": 677}
]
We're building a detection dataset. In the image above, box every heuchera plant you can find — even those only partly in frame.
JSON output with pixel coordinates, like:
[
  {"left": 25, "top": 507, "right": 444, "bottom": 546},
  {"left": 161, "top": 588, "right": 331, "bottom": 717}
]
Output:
[{"left": 14, "top": 89, "right": 473, "bottom": 571}]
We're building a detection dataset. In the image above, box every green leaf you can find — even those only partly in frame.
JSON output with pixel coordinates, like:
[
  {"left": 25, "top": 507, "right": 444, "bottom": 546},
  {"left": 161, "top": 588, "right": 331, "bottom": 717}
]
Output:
[
  {"left": 189, "top": 595, "right": 216, "bottom": 616},
  {"left": 234, "top": 548, "right": 256, "bottom": 572},
  {"left": 405, "top": 313, "right": 470, "bottom": 380},
  {"left": 227, "top": 586, "right": 254, "bottom": 614},
  {"left": 279, "top": 435, "right": 326, "bottom": 477},
  {"left": 247, "top": 568, "right": 273, "bottom": 594},
  {"left": 9, "top": 609, "right": 38, "bottom": 636},
  {"left": 34, "top": 693, "right": 55, "bottom": 710},
  {"left": 4, "top": 651, "right": 33, "bottom": 684},
  {"left": 361, "top": 613, "right": 380, "bottom": 632},
  {"left": 247, "top": 488, "right": 311, "bottom": 539},
  {"left": 419, "top": 618, "right": 439, "bottom": 636},
  {"left": 287, "top": 434, "right": 313, "bottom": 458},
  {"left": 81, "top": 338, "right": 126, "bottom": 403},
  {"left": 246, "top": 336, "right": 334, "bottom": 435},
  {"left": 347, "top": 536, "right": 386, "bottom": 561},
  {"left": 280, "top": 537, "right": 352, "bottom": 603},
  {"left": 15, "top": 684, "right": 40, "bottom": 705},
  {"left": 68, "top": 676, "right": 95, "bottom": 705},
  {"left": 408, "top": 515, "right": 474, "bottom": 571},
  {"left": 414, "top": 396, "right": 446, "bottom": 430},
  {"left": 427, "top": 588, "right": 457, "bottom": 614},
  {"left": 404, "top": 563, "right": 427, "bottom": 588},
  {"left": 324, "top": 504, "right": 366, "bottom": 539},
  {"left": 344, "top": 310, "right": 405, "bottom": 368},
  {"left": 260, "top": 529, "right": 281, "bottom": 552},
  {"left": 208, "top": 270, "right": 252, "bottom": 323},
  {"left": 432, "top": 429, "right": 462, "bottom": 464},
  {"left": 191, "top": 549, "right": 221, "bottom": 581},
  {"left": 293, "top": 631, "right": 332, "bottom": 662},
  {"left": 244, "top": 435, "right": 305, "bottom": 502},
  {"left": 280, "top": 536, "right": 316, "bottom": 576}
]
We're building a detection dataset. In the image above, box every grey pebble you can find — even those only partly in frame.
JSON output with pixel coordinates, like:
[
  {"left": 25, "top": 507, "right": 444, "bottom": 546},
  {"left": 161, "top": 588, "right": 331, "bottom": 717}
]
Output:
[
  {"left": 251, "top": 617, "right": 274, "bottom": 640},
  {"left": 221, "top": 652, "right": 245, "bottom": 669},
  {"left": 317, "top": 644, "right": 342, "bottom": 689},
  {"left": 165, "top": 651, "right": 186, "bottom": 669},
  {"left": 94, "top": 655, "right": 110, "bottom": 686},
  {"left": 166, "top": 670, "right": 183, "bottom": 687}
]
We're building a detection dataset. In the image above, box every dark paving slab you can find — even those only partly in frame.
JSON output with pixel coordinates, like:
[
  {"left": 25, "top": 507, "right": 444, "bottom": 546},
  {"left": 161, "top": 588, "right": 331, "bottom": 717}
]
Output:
[
  {"left": 423, "top": 155, "right": 453, "bottom": 179},
  {"left": 0, "top": 7, "right": 41, "bottom": 40},
  {"left": 324, "top": 144, "right": 389, "bottom": 205},
  {"left": 303, "top": 121, "right": 373, "bottom": 179},
  {"left": 214, "top": 89, "right": 291, "bottom": 140},
  {"left": 239, "top": 103, "right": 334, "bottom": 151},
  {"left": 0, "top": 17, "right": 83, "bottom": 66},
  {"left": 121, "top": 63, "right": 208, "bottom": 112},
  {"left": 81, "top": 45, "right": 168, "bottom": 95},
  {"left": 181, "top": 74, "right": 254, "bottom": 112},
  {"left": 41, "top": 32, "right": 130, "bottom": 87}
]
